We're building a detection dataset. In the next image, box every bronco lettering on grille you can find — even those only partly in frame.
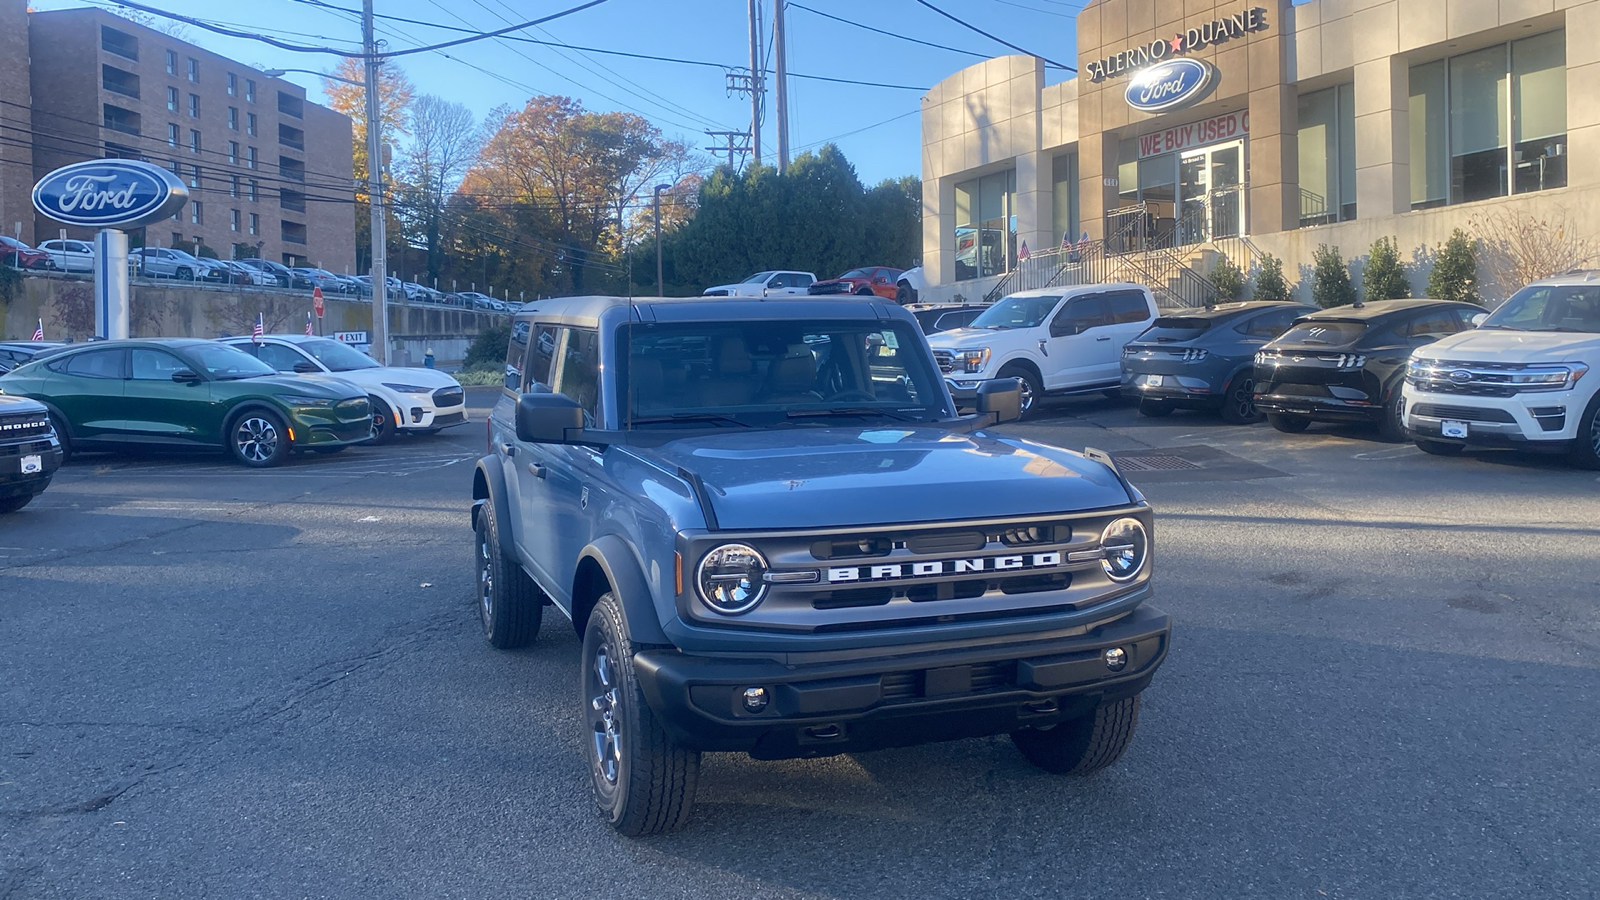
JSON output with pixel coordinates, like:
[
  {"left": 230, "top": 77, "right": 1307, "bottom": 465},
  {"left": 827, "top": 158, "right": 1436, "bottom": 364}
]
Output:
[{"left": 827, "top": 552, "right": 1063, "bottom": 583}]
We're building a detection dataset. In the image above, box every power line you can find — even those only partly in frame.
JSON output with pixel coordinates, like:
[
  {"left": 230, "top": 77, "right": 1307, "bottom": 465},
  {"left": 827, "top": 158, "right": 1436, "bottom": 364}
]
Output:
[
  {"left": 788, "top": 3, "right": 990, "bottom": 63},
  {"left": 985, "top": 0, "right": 1080, "bottom": 19},
  {"left": 910, "top": 0, "right": 1076, "bottom": 71},
  {"left": 791, "top": 108, "right": 919, "bottom": 153}
]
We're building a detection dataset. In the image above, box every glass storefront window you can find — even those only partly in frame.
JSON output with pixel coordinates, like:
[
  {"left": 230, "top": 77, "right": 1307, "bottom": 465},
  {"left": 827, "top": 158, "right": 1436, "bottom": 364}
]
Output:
[
  {"left": 954, "top": 179, "right": 976, "bottom": 281},
  {"left": 1052, "top": 153, "right": 1078, "bottom": 247},
  {"left": 1414, "top": 31, "right": 1565, "bottom": 210},
  {"left": 1299, "top": 84, "right": 1357, "bottom": 226},
  {"left": 953, "top": 170, "right": 1015, "bottom": 281}
]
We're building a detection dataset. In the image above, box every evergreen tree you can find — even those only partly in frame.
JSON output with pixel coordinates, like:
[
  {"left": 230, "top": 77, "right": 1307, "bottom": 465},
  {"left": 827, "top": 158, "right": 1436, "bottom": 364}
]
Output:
[
  {"left": 1363, "top": 236, "right": 1411, "bottom": 301},
  {"left": 1426, "top": 229, "right": 1481, "bottom": 305},
  {"left": 1312, "top": 244, "right": 1357, "bottom": 308},
  {"left": 1253, "top": 253, "right": 1289, "bottom": 301},
  {"left": 1210, "top": 256, "right": 1245, "bottom": 301}
]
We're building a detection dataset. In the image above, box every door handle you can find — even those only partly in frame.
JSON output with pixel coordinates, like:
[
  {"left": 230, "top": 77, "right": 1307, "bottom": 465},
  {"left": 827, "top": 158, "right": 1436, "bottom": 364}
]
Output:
[
  {"left": 1096, "top": 336, "right": 1111, "bottom": 341},
  {"left": 527, "top": 462, "right": 547, "bottom": 479},
  {"left": 499, "top": 442, "right": 515, "bottom": 457}
]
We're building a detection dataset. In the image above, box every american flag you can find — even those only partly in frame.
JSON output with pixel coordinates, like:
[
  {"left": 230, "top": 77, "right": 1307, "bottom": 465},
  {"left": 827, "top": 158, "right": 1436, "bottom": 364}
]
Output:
[
  {"left": 1018, "top": 240, "right": 1030, "bottom": 262},
  {"left": 305, "top": 312, "right": 314, "bottom": 336},
  {"left": 252, "top": 312, "right": 264, "bottom": 343},
  {"left": 32, "top": 319, "right": 43, "bottom": 341},
  {"left": 1062, "top": 231, "right": 1071, "bottom": 250}
]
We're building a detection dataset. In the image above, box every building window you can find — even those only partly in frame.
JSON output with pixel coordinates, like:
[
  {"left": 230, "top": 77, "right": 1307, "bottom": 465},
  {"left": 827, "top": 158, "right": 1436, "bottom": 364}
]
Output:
[
  {"left": 166, "top": 86, "right": 178, "bottom": 111},
  {"left": 247, "top": 146, "right": 257, "bottom": 169},
  {"left": 230, "top": 174, "right": 240, "bottom": 198},
  {"left": 102, "top": 65, "right": 140, "bottom": 99},
  {"left": 245, "top": 79, "right": 256, "bottom": 103},
  {"left": 282, "top": 220, "right": 307, "bottom": 244},
  {"left": 248, "top": 179, "right": 258, "bottom": 202},
  {"left": 187, "top": 58, "right": 199, "bottom": 82},
  {"left": 187, "top": 93, "right": 199, "bottom": 118},
  {"left": 102, "top": 105, "right": 141, "bottom": 136},
  {"left": 228, "top": 107, "right": 239, "bottom": 131},
  {"left": 249, "top": 213, "right": 259, "bottom": 235},
  {"left": 165, "top": 50, "right": 176, "bottom": 75},
  {"left": 953, "top": 171, "right": 1016, "bottom": 280},
  {"left": 228, "top": 72, "right": 238, "bottom": 96},
  {"left": 189, "top": 129, "right": 201, "bottom": 153},
  {"left": 191, "top": 202, "right": 203, "bottom": 225},
  {"left": 246, "top": 112, "right": 257, "bottom": 136},
  {"left": 172, "top": 231, "right": 183, "bottom": 246},
  {"left": 277, "top": 91, "right": 304, "bottom": 119},
  {"left": 187, "top": 164, "right": 200, "bottom": 188},
  {"left": 101, "top": 25, "right": 138, "bottom": 60},
  {"left": 167, "top": 123, "right": 179, "bottom": 147},
  {"left": 228, "top": 141, "right": 239, "bottom": 164},
  {"left": 1411, "top": 30, "right": 1567, "bottom": 210},
  {"left": 1297, "top": 84, "right": 1357, "bottom": 226},
  {"left": 230, "top": 209, "right": 241, "bottom": 232}
]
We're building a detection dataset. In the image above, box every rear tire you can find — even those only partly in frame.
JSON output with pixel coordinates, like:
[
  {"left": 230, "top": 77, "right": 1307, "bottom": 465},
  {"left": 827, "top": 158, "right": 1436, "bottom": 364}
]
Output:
[
  {"left": 1012, "top": 694, "right": 1141, "bottom": 775},
  {"left": 176, "top": 267, "right": 193, "bottom": 281},
  {"left": 1267, "top": 413, "right": 1310, "bottom": 434},
  {"left": 1567, "top": 393, "right": 1600, "bottom": 470},
  {"left": 227, "top": 409, "right": 290, "bottom": 467},
  {"left": 1219, "top": 371, "right": 1262, "bottom": 424},
  {"left": 1414, "top": 439, "right": 1465, "bottom": 457},
  {"left": 583, "top": 591, "right": 700, "bottom": 835},
  {"left": 1377, "top": 391, "right": 1407, "bottom": 443},
  {"left": 997, "top": 364, "right": 1043, "bottom": 419},
  {"left": 895, "top": 282, "right": 917, "bottom": 305},
  {"left": 1137, "top": 399, "right": 1174, "bottom": 418},
  {"left": 475, "top": 499, "right": 543, "bottom": 648}
]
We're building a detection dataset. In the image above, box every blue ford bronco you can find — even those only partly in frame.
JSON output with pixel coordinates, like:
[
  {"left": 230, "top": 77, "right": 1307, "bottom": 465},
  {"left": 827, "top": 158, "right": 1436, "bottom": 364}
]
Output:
[{"left": 472, "top": 295, "right": 1169, "bottom": 835}]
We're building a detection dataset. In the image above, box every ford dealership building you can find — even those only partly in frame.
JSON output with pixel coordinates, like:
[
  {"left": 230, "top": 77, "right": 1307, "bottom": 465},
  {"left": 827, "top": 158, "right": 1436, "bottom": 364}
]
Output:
[{"left": 918, "top": 0, "right": 1595, "bottom": 302}]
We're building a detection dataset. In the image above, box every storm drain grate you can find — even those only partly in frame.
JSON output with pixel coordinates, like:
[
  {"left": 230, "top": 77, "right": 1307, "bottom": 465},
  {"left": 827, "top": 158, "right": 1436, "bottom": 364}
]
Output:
[{"left": 1115, "top": 454, "right": 1203, "bottom": 472}]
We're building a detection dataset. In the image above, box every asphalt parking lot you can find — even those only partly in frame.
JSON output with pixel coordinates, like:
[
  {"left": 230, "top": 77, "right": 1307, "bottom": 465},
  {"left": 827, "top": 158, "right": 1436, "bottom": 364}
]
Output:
[{"left": 3, "top": 387, "right": 1598, "bottom": 899}]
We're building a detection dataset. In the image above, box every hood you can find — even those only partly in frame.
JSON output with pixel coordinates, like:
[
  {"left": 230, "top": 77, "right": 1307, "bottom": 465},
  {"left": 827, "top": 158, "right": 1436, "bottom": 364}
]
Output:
[
  {"left": 927, "top": 327, "right": 1013, "bottom": 351},
  {"left": 331, "top": 366, "right": 460, "bottom": 390},
  {"left": 0, "top": 393, "right": 48, "bottom": 413},
  {"left": 1416, "top": 328, "right": 1600, "bottom": 364},
  {"left": 632, "top": 425, "right": 1132, "bottom": 530},
  {"left": 255, "top": 373, "right": 365, "bottom": 399}
]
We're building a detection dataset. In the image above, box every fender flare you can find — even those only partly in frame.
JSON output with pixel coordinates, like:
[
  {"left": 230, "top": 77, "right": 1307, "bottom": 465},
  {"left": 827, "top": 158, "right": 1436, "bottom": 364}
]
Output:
[
  {"left": 1220, "top": 361, "right": 1254, "bottom": 396},
  {"left": 575, "top": 533, "right": 671, "bottom": 646},
  {"left": 470, "top": 456, "right": 517, "bottom": 562}
]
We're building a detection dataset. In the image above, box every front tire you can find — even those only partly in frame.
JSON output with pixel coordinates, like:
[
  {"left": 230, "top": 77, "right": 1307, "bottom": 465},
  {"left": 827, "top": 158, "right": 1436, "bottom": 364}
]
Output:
[
  {"left": 1267, "top": 413, "right": 1310, "bottom": 433},
  {"left": 0, "top": 493, "right": 38, "bottom": 514},
  {"left": 583, "top": 592, "right": 700, "bottom": 835},
  {"left": 475, "top": 500, "right": 543, "bottom": 648},
  {"left": 176, "top": 267, "right": 193, "bottom": 281},
  {"left": 895, "top": 282, "right": 917, "bottom": 305},
  {"left": 1568, "top": 393, "right": 1600, "bottom": 470},
  {"left": 1012, "top": 694, "right": 1141, "bottom": 775},
  {"left": 997, "top": 364, "right": 1042, "bottom": 419},
  {"left": 1137, "top": 399, "right": 1174, "bottom": 418},
  {"left": 368, "top": 397, "right": 397, "bottom": 444},
  {"left": 1219, "top": 371, "right": 1261, "bottom": 424},
  {"left": 228, "top": 409, "right": 290, "bottom": 467}
]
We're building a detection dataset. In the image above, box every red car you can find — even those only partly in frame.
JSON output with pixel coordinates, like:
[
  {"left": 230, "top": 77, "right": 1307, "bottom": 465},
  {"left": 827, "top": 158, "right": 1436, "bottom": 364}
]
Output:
[
  {"left": 807, "top": 266, "right": 904, "bottom": 300},
  {"left": 0, "top": 236, "right": 58, "bottom": 271}
]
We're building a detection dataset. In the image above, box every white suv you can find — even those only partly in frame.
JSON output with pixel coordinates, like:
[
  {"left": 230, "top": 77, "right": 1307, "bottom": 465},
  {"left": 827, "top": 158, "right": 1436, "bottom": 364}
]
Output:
[
  {"left": 701, "top": 270, "right": 816, "bottom": 297},
  {"left": 1403, "top": 274, "right": 1600, "bottom": 467},
  {"left": 927, "top": 284, "right": 1158, "bottom": 415}
]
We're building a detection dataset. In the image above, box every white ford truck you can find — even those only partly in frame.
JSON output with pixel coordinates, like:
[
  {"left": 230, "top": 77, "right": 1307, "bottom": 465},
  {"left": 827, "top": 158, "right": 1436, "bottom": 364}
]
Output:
[{"left": 1403, "top": 273, "right": 1600, "bottom": 467}]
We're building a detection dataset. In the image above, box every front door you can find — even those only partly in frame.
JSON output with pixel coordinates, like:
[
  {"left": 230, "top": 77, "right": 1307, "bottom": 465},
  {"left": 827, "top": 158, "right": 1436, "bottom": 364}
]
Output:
[{"left": 1178, "top": 140, "right": 1245, "bottom": 244}]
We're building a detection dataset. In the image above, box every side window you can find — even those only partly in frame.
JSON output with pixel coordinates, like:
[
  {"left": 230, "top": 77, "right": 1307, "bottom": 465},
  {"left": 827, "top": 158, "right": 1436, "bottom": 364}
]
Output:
[
  {"left": 553, "top": 328, "right": 601, "bottom": 425},
  {"left": 1051, "top": 296, "right": 1108, "bottom": 336},
  {"left": 1106, "top": 290, "right": 1152, "bottom": 324},
  {"left": 527, "top": 325, "right": 558, "bottom": 388},
  {"left": 505, "top": 320, "right": 530, "bottom": 390},
  {"left": 1407, "top": 310, "right": 1466, "bottom": 341},
  {"left": 256, "top": 343, "right": 308, "bottom": 372},
  {"left": 130, "top": 348, "right": 189, "bottom": 380},
  {"left": 1238, "top": 309, "right": 1300, "bottom": 339},
  {"left": 63, "top": 349, "right": 125, "bottom": 379}
]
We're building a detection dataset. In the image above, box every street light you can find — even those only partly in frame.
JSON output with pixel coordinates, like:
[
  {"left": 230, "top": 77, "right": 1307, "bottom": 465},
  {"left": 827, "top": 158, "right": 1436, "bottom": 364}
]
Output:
[
  {"left": 259, "top": 67, "right": 363, "bottom": 87},
  {"left": 653, "top": 183, "right": 671, "bottom": 295}
]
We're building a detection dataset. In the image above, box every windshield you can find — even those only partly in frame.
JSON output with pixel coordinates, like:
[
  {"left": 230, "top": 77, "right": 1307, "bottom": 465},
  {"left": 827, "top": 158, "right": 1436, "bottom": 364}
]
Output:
[
  {"left": 1275, "top": 320, "right": 1367, "bottom": 345},
  {"left": 1484, "top": 284, "right": 1600, "bottom": 333},
  {"left": 740, "top": 271, "right": 775, "bottom": 284},
  {"left": 184, "top": 344, "right": 276, "bottom": 380},
  {"left": 621, "top": 320, "right": 947, "bottom": 427},
  {"left": 839, "top": 269, "right": 870, "bottom": 279},
  {"left": 1137, "top": 317, "right": 1213, "bottom": 342},
  {"left": 299, "top": 338, "right": 379, "bottom": 371},
  {"left": 969, "top": 294, "right": 1062, "bottom": 330}
]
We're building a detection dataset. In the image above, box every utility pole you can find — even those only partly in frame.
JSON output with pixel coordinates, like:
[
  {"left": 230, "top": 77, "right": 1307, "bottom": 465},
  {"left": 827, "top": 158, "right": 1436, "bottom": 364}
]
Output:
[
  {"left": 362, "top": 0, "right": 389, "bottom": 364},
  {"left": 653, "top": 183, "right": 669, "bottom": 293},
  {"left": 773, "top": 0, "right": 789, "bottom": 173},
  {"left": 748, "top": 0, "right": 762, "bottom": 166}
]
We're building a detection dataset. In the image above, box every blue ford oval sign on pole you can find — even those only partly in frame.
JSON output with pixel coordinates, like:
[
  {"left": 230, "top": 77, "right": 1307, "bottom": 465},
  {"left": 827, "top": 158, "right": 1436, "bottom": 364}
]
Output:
[
  {"left": 1125, "top": 59, "right": 1216, "bottom": 114},
  {"left": 31, "top": 160, "right": 189, "bottom": 340}
]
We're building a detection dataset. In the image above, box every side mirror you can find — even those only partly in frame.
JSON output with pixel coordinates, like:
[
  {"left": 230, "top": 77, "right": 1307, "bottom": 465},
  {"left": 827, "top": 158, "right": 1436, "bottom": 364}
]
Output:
[
  {"left": 516, "top": 392, "right": 585, "bottom": 444},
  {"left": 976, "top": 377, "right": 1022, "bottom": 425},
  {"left": 1471, "top": 312, "right": 1488, "bottom": 327},
  {"left": 171, "top": 369, "right": 201, "bottom": 384},
  {"left": 292, "top": 360, "right": 320, "bottom": 374}
]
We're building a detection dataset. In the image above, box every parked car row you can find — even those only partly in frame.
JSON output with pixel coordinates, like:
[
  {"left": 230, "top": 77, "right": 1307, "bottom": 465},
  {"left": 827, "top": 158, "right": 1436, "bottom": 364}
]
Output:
[{"left": 700, "top": 266, "right": 927, "bottom": 305}]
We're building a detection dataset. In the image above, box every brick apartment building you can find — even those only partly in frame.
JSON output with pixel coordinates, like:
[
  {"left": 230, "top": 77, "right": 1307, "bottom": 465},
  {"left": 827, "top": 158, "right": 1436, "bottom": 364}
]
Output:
[{"left": 0, "top": 1, "right": 355, "bottom": 271}]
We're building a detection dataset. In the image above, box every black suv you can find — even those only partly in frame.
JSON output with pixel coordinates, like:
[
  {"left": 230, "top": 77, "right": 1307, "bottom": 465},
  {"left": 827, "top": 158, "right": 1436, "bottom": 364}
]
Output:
[
  {"left": 0, "top": 394, "right": 63, "bottom": 513},
  {"left": 473, "top": 295, "right": 1169, "bottom": 835}
]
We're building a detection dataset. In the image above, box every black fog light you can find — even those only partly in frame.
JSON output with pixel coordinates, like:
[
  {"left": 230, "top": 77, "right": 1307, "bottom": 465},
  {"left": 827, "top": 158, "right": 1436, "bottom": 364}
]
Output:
[{"left": 742, "top": 687, "right": 769, "bottom": 712}]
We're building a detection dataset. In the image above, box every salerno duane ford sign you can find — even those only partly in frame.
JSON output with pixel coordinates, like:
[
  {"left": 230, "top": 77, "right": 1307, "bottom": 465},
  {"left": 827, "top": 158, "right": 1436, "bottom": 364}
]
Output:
[{"left": 1086, "top": 6, "right": 1269, "bottom": 83}]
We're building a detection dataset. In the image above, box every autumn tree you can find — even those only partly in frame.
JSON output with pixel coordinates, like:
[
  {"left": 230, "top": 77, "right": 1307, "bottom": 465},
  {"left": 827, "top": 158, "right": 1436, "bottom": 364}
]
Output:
[
  {"left": 395, "top": 95, "right": 482, "bottom": 285},
  {"left": 322, "top": 58, "right": 414, "bottom": 274}
]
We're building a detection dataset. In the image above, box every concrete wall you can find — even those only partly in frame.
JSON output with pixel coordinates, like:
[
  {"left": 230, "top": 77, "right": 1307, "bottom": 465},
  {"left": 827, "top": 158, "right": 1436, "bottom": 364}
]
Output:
[{"left": 0, "top": 277, "right": 502, "bottom": 367}]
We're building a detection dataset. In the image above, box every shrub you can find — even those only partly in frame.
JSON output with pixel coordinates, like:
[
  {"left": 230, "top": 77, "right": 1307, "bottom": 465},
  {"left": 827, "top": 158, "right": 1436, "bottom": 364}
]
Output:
[
  {"left": 1363, "top": 236, "right": 1411, "bottom": 302},
  {"left": 0, "top": 263, "right": 21, "bottom": 303},
  {"left": 1253, "top": 253, "right": 1289, "bottom": 301},
  {"left": 1312, "top": 244, "right": 1356, "bottom": 308},
  {"left": 463, "top": 322, "right": 511, "bottom": 371},
  {"left": 1469, "top": 208, "right": 1600, "bottom": 297},
  {"left": 1427, "top": 228, "right": 1482, "bottom": 305},
  {"left": 1210, "top": 256, "right": 1244, "bottom": 301}
]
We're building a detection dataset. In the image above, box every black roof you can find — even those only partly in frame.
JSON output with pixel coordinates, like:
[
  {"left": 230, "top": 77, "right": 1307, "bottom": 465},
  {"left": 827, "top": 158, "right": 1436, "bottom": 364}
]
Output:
[
  {"left": 1161, "top": 301, "right": 1311, "bottom": 321},
  {"left": 1296, "top": 299, "right": 1474, "bottom": 322}
]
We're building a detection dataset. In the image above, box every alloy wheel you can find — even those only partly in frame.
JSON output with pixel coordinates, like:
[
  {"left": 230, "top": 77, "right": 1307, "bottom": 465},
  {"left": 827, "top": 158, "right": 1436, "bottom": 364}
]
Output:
[
  {"left": 234, "top": 416, "right": 278, "bottom": 463},
  {"left": 587, "top": 644, "right": 622, "bottom": 787},
  {"left": 1232, "top": 377, "right": 1255, "bottom": 420},
  {"left": 1591, "top": 406, "right": 1600, "bottom": 457},
  {"left": 477, "top": 524, "right": 494, "bottom": 628},
  {"left": 1015, "top": 379, "right": 1035, "bottom": 414}
]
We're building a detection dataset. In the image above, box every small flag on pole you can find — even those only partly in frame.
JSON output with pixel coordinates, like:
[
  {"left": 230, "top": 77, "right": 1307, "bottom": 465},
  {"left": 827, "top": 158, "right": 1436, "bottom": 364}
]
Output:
[
  {"left": 305, "top": 312, "right": 314, "bottom": 336},
  {"left": 33, "top": 319, "right": 44, "bottom": 341},
  {"left": 1018, "top": 240, "right": 1030, "bottom": 262},
  {"left": 1062, "top": 231, "right": 1071, "bottom": 250},
  {"left": 252, "top": 312, "right": 264, "bottom": 343}
]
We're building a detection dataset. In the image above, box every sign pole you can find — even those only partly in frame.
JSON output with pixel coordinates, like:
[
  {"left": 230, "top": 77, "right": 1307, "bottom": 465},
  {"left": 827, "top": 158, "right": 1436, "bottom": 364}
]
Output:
[{"left": 94, "top": 228, "right": 129, "bottom": 340}]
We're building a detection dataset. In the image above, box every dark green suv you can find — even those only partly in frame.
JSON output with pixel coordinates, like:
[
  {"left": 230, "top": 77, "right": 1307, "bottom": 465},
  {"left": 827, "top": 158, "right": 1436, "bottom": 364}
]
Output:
[{"left": 0, "top": 339, "right": 371, "bottom": 467}]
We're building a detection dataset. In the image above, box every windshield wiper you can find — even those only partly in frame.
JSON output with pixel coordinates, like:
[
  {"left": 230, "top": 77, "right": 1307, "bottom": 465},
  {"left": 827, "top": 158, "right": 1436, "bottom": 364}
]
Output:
[
  {"left": 629, "top": 412, "right": 753, "bottom": 428},
  {"left": 786, "top": 407, "right": 925, "bottom": 422}
]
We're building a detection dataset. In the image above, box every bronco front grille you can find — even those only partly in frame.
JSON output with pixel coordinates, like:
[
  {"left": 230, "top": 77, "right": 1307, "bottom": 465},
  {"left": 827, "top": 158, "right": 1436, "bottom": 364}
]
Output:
[{"left": 0, "top": 414, "right": 52, "bottom": 440}]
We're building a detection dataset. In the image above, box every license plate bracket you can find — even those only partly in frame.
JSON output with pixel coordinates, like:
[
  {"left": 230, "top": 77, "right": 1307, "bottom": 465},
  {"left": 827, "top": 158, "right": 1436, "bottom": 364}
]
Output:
[
  {"left": 1441, "top": 420, "right": 1469, "bottom": 439},
  {"left": 20, "top": 454, "right": 42, "bottom": 474}
]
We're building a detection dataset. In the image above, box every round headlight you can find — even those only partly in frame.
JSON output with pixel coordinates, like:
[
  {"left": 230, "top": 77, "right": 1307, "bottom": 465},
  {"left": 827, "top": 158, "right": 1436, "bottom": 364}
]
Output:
[
  {"left": 1099, "top": 517, "right": 1149, "bottom": 583},
  {"left": 695, "top": 543, "right": 769, "bottom": 615}
]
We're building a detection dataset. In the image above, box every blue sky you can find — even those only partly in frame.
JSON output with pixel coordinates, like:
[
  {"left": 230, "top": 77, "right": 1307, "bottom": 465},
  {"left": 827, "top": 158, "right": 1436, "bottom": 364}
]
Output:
[{"left": 43, "top": 0, "right": 1090, "bottom": 185}]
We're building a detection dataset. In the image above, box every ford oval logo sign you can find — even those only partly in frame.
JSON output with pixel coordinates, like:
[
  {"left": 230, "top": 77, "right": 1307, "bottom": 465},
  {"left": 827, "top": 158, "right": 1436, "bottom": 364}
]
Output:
[
  {"left": 1125, "top": 59, "right": 1216, "bottom": 113},
  {"left": 32, "top": 160, "right": 188, "bottom": 229}
]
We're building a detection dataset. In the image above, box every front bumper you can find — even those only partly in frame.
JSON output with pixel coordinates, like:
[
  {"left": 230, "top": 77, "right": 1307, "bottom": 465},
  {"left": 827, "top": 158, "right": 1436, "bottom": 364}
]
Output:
[
  {"left": 633, "top": 604, "right": 1170, "bottom": 759},
  {"left": 1255, "top": 392, "right": 1383, "bottom": 423},
  {"left": 1402, "top": 386, "right": 1589, "bottom": 447},
  {"left": 0, "top": 437, "right": 64, "bottom": 498},
  {"left": 288, "top": 409, "right": 373, "bottom": 447}
]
